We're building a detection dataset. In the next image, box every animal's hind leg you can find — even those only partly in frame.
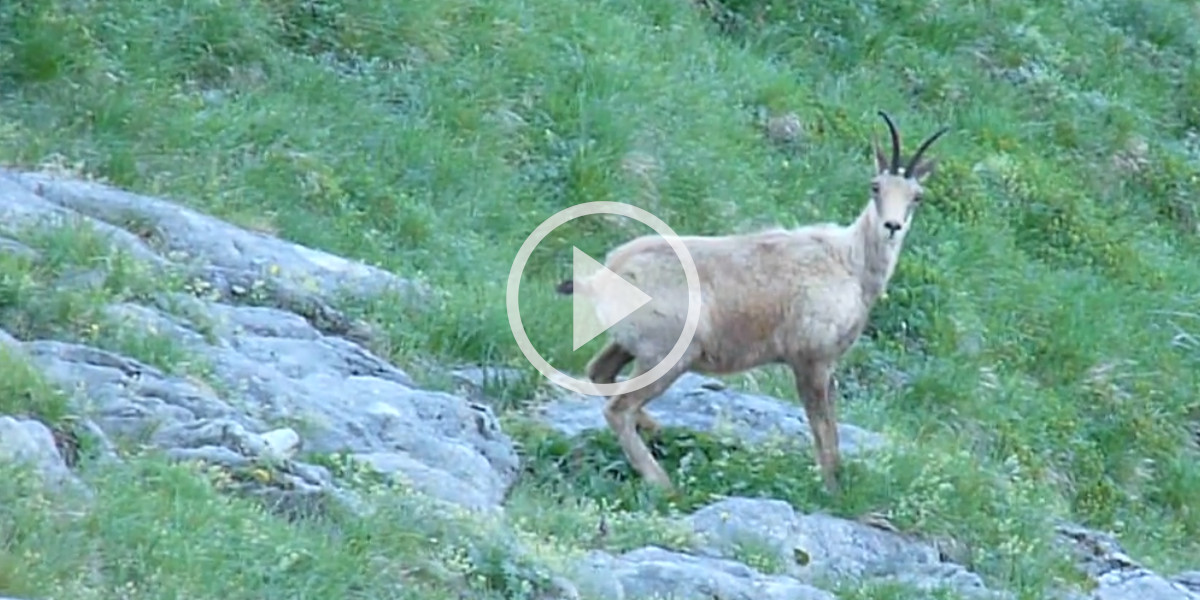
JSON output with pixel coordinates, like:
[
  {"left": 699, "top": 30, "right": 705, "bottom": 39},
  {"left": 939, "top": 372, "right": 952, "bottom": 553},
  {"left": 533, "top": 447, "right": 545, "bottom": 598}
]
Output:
[
  {"left": 791, "top": 359, "right": 842, "bottom": 495},
  {"left": 603, "top": 360, "right": 688, "bottom": 490},
  {"left": 587, "top": 341, "right": 660, "bottom": 436}
]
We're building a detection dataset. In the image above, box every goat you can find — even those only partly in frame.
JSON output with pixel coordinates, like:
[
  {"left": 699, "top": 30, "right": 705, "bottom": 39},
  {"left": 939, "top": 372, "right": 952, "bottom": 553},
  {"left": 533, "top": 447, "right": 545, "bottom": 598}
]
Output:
[{"left": 555, "top": 111, "right": 948, "bottom": 495}]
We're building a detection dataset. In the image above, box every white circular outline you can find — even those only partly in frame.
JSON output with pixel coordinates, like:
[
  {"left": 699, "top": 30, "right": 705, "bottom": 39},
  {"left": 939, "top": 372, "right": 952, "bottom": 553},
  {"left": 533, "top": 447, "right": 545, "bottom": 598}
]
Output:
[{"left": 507, "top": 201, "right": 701, "bottom": 397}]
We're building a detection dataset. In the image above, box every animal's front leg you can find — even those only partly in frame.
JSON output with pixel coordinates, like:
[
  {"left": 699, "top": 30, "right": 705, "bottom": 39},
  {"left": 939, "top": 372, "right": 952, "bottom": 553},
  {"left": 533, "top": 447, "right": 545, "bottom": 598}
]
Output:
[{"left": 792, "top": 359, "right": 842, "bottom": 496}]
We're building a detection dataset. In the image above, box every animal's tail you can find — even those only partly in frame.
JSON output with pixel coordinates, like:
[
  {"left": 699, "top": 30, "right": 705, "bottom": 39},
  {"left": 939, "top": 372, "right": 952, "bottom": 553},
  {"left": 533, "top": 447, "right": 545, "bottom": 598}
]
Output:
[{"left": 555, "top": 279, "right": 575, "bottom": 295}]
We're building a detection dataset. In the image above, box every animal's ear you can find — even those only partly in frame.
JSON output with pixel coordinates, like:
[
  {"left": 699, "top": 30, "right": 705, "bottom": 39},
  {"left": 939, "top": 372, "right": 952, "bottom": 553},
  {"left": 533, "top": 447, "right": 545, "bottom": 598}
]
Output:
[
  {"left": 873, "top": 139, "right": 891, "bottom": 174},
  {"left": 910, "top": 157, "right": 937, "bottom": 182}
]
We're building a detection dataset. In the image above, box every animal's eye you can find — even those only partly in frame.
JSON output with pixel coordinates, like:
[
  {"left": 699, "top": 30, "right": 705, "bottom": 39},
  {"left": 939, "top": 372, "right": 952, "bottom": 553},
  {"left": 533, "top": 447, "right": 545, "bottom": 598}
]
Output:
[
  {"left": 914, "top": 192, "right": 923, "bottom": 202},
  {"left": 871, "top": 182, "right": 880, "bottom": 194}
]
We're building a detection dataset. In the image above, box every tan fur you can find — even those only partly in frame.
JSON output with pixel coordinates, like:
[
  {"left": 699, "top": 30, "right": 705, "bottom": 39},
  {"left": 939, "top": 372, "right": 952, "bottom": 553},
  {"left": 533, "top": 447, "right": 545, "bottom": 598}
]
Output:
[{"left": 560, "top": 112, "right": 949, "bottom": 495}]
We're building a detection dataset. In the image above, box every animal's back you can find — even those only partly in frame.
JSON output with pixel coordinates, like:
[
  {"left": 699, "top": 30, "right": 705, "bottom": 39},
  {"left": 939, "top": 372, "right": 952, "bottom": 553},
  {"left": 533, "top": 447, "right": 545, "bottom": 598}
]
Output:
[{"left": 600, "top": 226, "right": 863, "bottom": 370}]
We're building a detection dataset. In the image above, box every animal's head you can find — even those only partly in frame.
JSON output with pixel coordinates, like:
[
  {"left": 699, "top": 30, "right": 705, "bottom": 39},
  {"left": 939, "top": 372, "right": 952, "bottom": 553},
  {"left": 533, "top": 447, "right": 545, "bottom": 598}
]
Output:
[{"left": 868, "top": 111, "right": 948, "bottom": 242}]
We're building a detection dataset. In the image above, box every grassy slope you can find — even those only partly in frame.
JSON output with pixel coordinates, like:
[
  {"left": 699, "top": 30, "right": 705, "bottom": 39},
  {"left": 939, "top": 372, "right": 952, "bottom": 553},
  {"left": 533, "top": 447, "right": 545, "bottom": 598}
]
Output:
[{"left": 2, "top": 0, "right": 1200, "bottom": 597}]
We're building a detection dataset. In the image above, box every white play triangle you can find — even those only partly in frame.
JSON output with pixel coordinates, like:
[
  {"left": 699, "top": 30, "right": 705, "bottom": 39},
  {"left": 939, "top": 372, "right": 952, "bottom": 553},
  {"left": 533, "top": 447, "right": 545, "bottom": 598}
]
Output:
[{"left": 570, "top": 246, "right": 653, "bottom": 351}]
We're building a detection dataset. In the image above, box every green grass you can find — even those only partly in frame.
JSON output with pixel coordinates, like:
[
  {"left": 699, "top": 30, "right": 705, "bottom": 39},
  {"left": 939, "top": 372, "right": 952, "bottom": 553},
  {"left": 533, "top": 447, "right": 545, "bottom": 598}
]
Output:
[
  {"left": 3, "top": 0, "right": 1200, "bottom": 597},
  {"left": 0, "top": 455, "right": 587, "bottom": 599}
]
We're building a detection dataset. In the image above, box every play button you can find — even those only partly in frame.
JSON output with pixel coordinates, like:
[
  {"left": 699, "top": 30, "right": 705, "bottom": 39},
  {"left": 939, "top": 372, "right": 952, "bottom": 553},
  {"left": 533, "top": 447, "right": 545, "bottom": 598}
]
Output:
[
  {"left": 507, "top": 201, "right": 702, "bottom": 397},
  {"left": 569, "top": 246, "right": 653, "bottom": 350}
]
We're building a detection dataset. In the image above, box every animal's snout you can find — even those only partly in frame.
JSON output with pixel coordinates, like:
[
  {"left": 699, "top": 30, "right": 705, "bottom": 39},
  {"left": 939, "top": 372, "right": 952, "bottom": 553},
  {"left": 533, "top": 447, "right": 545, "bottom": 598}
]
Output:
[{"left": 884, "top": 220, "right": 903, "bottom": 234}]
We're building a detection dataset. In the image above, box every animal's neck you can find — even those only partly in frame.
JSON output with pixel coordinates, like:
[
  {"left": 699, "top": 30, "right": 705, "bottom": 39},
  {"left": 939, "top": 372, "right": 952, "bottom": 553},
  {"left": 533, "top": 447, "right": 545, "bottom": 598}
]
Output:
[{"left": 848, "top": 199, "right": 903, "bottom": 306}]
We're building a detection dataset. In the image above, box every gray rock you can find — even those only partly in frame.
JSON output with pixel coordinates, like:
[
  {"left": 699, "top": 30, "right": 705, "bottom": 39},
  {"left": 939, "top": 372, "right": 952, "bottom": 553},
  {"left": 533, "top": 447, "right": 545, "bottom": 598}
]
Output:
[
  {"left": 0, "top": 327, "right": 26, "bottom": 352},
  {"left": 0, "top": 168, "right": 430, "bottom": 305},
  {"left": 1055, "top": 523, "right": 1200, "bottom": 600},
  {"left": 1174, "top": 571, "right": 1200, "bottom": 593},
  {"left": 0, "top": 168, "right": 520, "bottom": 513},
  {"left": 11, "top": 299, "right": 520, "bottom": 511},
  {"left": 568, "top": 546, "right": 837, "bottom": 600},
  {"left": 0, "top": 175, "right": 168, "bottom": 267},
  {"left": 260, "top": 427, "right": 302, "bottom": 460},
  {"left": 0, "top": 416, "right": 87, "bottom": 496},
  {"left": 559, "top": 496, "right": 1020, "bottom": 600},
  {"left": 536, "top": 371, "right": 886, "bottom": 454},
  {"left": 0, "top": 235, "right": 38, "bottom": 260},
  {"left": 0, "top": 168, "right": 421, "bottom": 347},
  {"left": 687, "top": 497, "right": 1007, "bottom": 599}
]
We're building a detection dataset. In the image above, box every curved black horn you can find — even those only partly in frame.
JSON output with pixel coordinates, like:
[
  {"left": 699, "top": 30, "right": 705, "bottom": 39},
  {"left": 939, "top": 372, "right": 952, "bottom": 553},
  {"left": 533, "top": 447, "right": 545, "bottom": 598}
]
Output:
[
  {"left": 877, "top": 111, "right": 901, "bottom": 174},
  {"left": 904, "top": 126, "right": 950, "bottom": 177}
]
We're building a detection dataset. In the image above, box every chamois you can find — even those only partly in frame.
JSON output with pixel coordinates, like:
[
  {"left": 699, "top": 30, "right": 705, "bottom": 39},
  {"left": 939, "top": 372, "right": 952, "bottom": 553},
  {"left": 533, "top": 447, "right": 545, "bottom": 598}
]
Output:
[{"left": 556, "top": 111, "right": 948, "bottom": 495}]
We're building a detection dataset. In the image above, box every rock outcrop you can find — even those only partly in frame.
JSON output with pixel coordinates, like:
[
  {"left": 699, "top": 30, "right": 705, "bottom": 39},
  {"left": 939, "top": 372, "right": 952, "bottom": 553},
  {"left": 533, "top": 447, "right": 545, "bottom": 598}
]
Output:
[
  {"left": 1055, "top": 522, "right": 1200, "bottom": 600},
  {"left": 563, "top": 495, "right": 1009, "bottom": 600},
  {"left": 0, "top": 168, "right": 519, "bottom": 513},
  {"left": 0, "top": 415, "right": 86, "bottom": 496}
]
